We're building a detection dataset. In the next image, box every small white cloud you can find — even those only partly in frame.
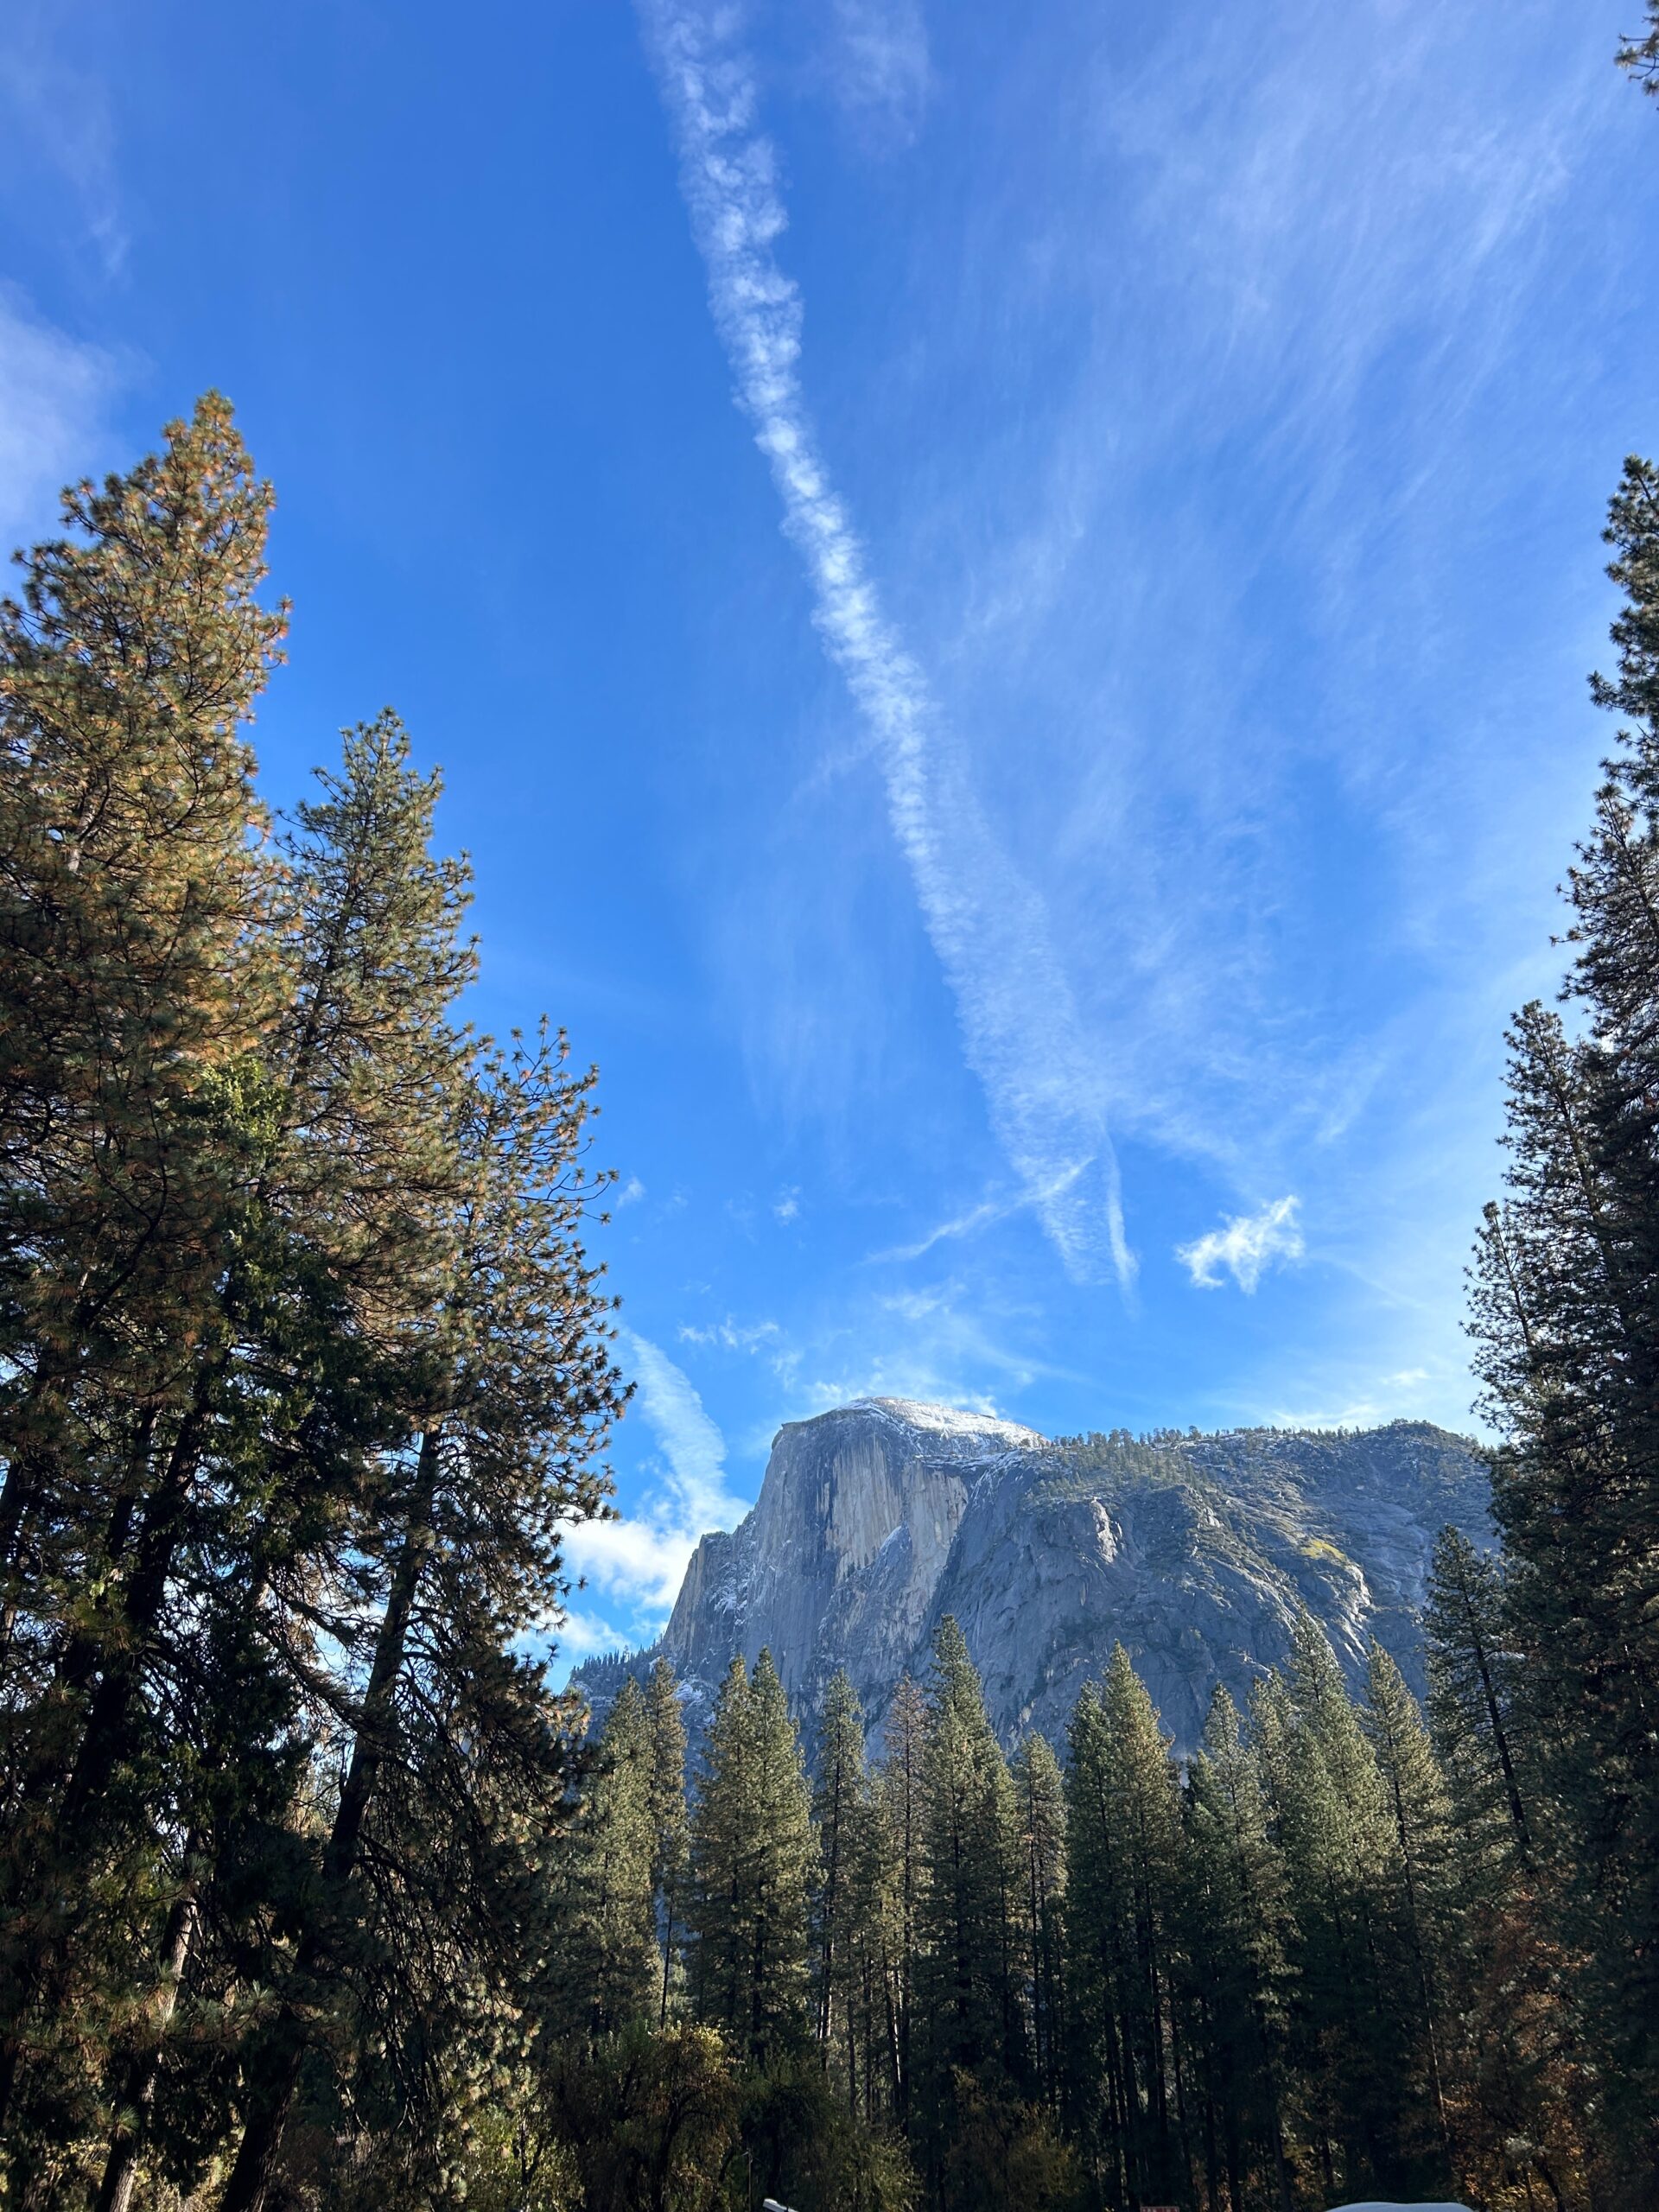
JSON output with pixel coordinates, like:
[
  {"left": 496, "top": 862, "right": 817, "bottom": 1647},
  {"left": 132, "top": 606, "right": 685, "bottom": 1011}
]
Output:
[
  {"left": 615, "top": 1174, "right": 646, "bottom": 1207},
  {"left": 773, "top": 1187, "right": 800, "bottom": 1223},
  {"left": 562, "top": 1332, "right": 750, "bottom": 1616},
  {"left": 1178, "top": 1196, "right": 1304, "bottom": 1294},
  {"left": 554, "top": 1608, "right": 628, "bottom": 1661}
]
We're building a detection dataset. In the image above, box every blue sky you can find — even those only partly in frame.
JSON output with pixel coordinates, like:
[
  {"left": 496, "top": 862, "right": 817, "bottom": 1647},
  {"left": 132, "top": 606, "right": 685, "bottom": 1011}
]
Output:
[{"left": 3, "top": 0, "right": 1655, "bottom": 1663}]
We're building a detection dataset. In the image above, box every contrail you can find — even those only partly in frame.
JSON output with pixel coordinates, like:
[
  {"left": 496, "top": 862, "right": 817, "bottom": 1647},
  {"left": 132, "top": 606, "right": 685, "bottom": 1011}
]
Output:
[{"left": 637, "top": 0, "right": 1132, "bottom": 1288}]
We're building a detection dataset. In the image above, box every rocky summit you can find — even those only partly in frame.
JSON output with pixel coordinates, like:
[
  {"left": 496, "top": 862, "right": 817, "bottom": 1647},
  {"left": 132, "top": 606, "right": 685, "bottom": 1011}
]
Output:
[{"left": 571, "top": 1397, "right": 1491, "bottom": 1754}]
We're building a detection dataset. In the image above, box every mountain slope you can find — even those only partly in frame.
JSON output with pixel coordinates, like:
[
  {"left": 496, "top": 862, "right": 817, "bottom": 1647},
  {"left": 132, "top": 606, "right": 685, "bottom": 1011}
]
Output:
[{"left": 571, "top": 1397, "right": 1491, "bottom": 1754}]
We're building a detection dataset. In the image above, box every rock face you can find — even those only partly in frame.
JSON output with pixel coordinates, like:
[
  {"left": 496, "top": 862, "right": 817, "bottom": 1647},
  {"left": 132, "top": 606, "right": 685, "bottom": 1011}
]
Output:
[{"left": 571, "top": 1398, "right": 1491, "bottom": 1756}]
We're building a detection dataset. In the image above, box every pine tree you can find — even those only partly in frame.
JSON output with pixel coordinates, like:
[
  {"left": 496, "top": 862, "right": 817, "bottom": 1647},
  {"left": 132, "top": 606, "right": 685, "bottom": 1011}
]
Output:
[
  {"left": 0, "top": 398, "right": 294, "bottom": 2173},
  {"left": 915, "top": 1618, "right": 1024, "bottom": 2196},
  {"left": 215, "top": 1023, "right": 622, "bottom": 2211},
  {"left": 688, "top": 1656, "right": 753, "bottom": 2038},
  {"left": 1063, "top": 1647, "right": 1185, "bottom": 2209},
  {"left": 1065, "top": 1681, "right": 1126, "bottom": 2203},
  {"left": 569, "top": 1679, "right": 660, "bottom": 2034},
  {"left": 875, "top": 1671, "right": 927, "bottom": 2126},
  {"left": 686, "top": 1650, "right": 816, "bottom": 2067},
  {"left": 1422, "top": 1527, "right": 1536, "bottom": 1877},
  {"left": 745, "top": 1650, "right": 817, "bottom": 2063},
  {"left": 645, "top": 1656, "right": 690, "bottom": 2027},
  {"left": 1471, "top": 459, "right": 1659, "bottom": 2165},
  {"left": 1274, "top": 1618, "right": 1423, "bottom": 2200},
  {"left": 1182, "top": 1687, "right": 1294, "bottom": 2212},
  {"left": 918, "top": 1620, "right": 1023, "bottom": 2081},
  {"left": 1618, "top": 4, "right": 1659, "bottom": 92},
  {"left": 0, "top": 393, "right": 285, "bottom": 1601},
  {"left": 71, "top": 715, "right": 512, "bottom": 2211},
  {"left": 839, "top": 1753, "right": 892, "bottom": 2127},
  {"left": 812, "top": 1669, "right": 874, "bottom": 2107},
  {"left": 1011, "top": 1734, "right": 1066, "bottom": 2113},
  {"left": 0, "top": 693, "right": 507, "bottom": 2209},
  {"left": 1361, "top": 1642, "right": 1456, "bottom": 2173}
]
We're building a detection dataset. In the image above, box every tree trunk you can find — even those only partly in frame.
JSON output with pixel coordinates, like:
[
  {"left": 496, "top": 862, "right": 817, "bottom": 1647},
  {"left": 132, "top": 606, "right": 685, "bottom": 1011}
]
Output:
[
  {"left": 0, "top": 1400, "right": 207, "bottom": 2132},
  {"left": 218, "top": 1426, "right": 442, "bottom": 2212},
  {"left": 93, "top": 1868, "right": 202, "bottom": 2212}
]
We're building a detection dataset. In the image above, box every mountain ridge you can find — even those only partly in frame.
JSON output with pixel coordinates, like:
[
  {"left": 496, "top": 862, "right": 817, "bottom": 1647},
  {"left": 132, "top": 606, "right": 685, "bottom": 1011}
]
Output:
[{"left": 571, "top": 1397, "right": 1491, "bottom": 1755}]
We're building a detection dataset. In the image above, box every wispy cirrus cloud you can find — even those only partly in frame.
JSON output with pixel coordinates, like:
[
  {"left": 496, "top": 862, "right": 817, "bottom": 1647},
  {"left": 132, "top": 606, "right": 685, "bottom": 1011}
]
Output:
[
  {"left": 822, "top": 0, "right": 930, "bottom": 141},
  {"left": 561, "top": 1330, "right": 750, "bottom": 1617},
  {"left": 678, "top": 1314, "right": 782, "bottom": 1353},
  {"left": 859, "top": 0, "right": 1610, "bottom": 1243},
  {"left": 1178, "top": 1195, "right": 1304, "bottom": 1294},
  {"left": 0, "top": 289, "right": 118, "bottom": 548},
  {"left": 787, "top": 1274, "right": 1083, "bottom": 1415},
  {"left": 868, "top": 1159, "right": 1108, "bottom": 1266},
  {"left": 868, "top": 1189, "right": 1023, "bottom": 1266},
  {"left": 0, "top": 19, "right": 126, "bottom": 276},
  {"left": 636, "top": 0, "right": 1132, "bottom": 1292}
]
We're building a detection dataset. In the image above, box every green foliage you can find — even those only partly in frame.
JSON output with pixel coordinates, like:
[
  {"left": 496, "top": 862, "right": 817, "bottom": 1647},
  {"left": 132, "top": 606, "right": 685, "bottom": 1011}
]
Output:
[
  {"left": 1423, "top": 1527, "right": 1535, "bottom": 1877},
  {"left": 1468, "top": 454, "right": 1659, "bottom": 2196},
  {"left": 916, "top": 1614, "right": 1025, "bottom": 2165},
  {"left": 811, "top": 1669, "right": 890, "bottom": 2119},
  {"left": 941, "top": 2069, "right": 1081, "bottom": 2212},
  {"left": 648, "top": 1655, "right": 693, "bottom": 2027},
  {"left": 537, "top": 2021, "right": 739, "bottom": 2212},
  {"left": 560, "top": 1679, "right": 661, "bottom": 2035},
  {"left": 1012, "top": 1734, "right": 1066, "bottom": 2111},
  {"left": 1063, "top": 1649, "right": 1184, "bottom": 2208},
  {"left": 0, "top": 404, "right": 624, "bottom": 2212},
  {"left": 874, "top": 1671, "right": 927, "bottom": 2126},
  {"left": 1273, "top": 1618, "right": 1422, "bottom": 2196},
  {"left": 1181, "top": 1687, "right": 1296, "bottom": 2212},
  {"left": 687, "top": 1651, "right": 817, "bottom": 2066},
  {"left": 736, "top": 2047, "right": 917, "bottom": 2212},
  {"left": 1618, "top": 4, "right": 1659, "bottom": 93}
]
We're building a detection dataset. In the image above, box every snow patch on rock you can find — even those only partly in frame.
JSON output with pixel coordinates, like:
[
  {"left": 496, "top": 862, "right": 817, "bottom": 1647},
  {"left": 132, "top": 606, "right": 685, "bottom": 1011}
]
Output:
[{"left": 857, "top": 1396, "right": 1046, "bottom": 1450}]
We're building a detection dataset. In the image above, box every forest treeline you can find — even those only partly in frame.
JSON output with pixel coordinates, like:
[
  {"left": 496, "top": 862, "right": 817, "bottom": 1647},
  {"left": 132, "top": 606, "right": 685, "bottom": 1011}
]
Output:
[{"left": 514, "top": 1548, "right": 1637, "bottom": 2212}]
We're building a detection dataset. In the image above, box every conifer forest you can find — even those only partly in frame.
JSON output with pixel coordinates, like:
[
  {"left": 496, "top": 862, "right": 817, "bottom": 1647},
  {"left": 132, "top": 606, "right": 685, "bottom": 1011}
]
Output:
[{"left": 5, "top": 16, "right": 1659, "bottom": 2212}]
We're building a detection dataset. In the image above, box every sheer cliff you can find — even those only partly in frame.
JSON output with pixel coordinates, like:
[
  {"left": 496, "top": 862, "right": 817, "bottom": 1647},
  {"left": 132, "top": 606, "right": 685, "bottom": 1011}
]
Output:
[{"left": 570, "top": 1397, "right": 1491, "bottom": 1753}]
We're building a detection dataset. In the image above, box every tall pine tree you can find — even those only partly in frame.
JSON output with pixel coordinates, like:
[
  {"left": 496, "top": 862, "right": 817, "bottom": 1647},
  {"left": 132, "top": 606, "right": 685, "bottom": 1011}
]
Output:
[
  {"left": 1471, "top": 459, "right": 1659, "bottom": 2171},
  {"left": 1063, "top": 1648, "right": 1185, "bottom": 2209},
  {"left": 875, "top": 1671, "right": 928, "bottom": 2127},
  {"left": 915, "top": 1618, "right": 1024, "bottom": 2196},
  {"left": 1361, "top": 1642, "right": 1456, "bottom": 2175},
  {"left": 1182, "top": 1686, "right": 1294, "bottom": 2212},
  {"left": 813, "top": 1668, "right": 888, "bottom": 2118},
  {"left": 645, "top": 1656, "right": 690, "bottom": 2028},
  {"left": 1012, "top": 1734, "right": 1067, "bottom": 2114},
  {"left": 566, "top": 1679, "right": 660, "bottom": 2035},
  {"left": 686, "top": 1651, "right": 816, "bottom": 2067}
]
